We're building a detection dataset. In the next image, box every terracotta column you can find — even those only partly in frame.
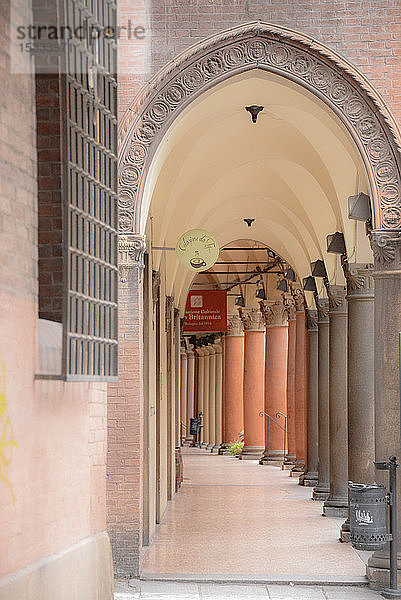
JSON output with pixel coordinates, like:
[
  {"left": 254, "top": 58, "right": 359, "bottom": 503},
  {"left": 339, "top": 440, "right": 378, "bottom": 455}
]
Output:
[
  {"left": 196, "top": 345, "right": 205, "bottom": 445},
  {"left": 366, "top": 233, "right": 401, "bottom": 588},
  {"left": 292, "top": 291, "right": 307, "bottom": 473},
  {"left": 222, "top": 315, "right": 244, "bottom": 454},
  {"left": 201, "top": 346, "right": 210, "bottom": 448},
  {"left": 180, "top": 347, "right": 188, "bottom": 445},
  {"left": 238, "top": 308, "right": 265, "bottom": 460},
  {"left": 323, "top": 285, "right": 348, "bottom": 517},
  {"left": 185, "top": 346, "right": 195, "bottom": 445},
  {"left": 260, "top": 300, "right": 288, "bottom": 465},
  {"left": 283, "top": 296, "right": 296, "bottom": 467},
  {"left": 341, "top": 264, "right": 375, "bottom": 541},
  {"left": 300, "top": 310, "right": 318, "bottom": 486},
  {"left": 207, "top": 345, "right": 216, "bottom": 451},
  {"left": 312, "top": 298, "right": 330, "bottom": 501},
  {"left": 213, "top": 339, "right": 223, "bottom": 453}
]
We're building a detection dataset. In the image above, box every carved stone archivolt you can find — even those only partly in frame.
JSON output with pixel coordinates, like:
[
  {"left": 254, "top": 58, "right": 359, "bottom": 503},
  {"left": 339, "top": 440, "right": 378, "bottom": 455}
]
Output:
[
  {"left": 118, "top": 234, "right": 146, "bottom": 282},
  {"left": 327, "top": 285, "right": 347, "bottom": 314},
  {"left": 238, "top": 307, "right": 265, "bottom": 332},
  {"left": 260, "top": 300, "right": 288, "bottom": 327},
  {"left": 315, "top": 297, "right": 329, "bottom": 323},
  {"left": 227, "top": 314, "right": 244, "bottom": 336},
  {"left": 119, "top": 22, "right": 401, "bottom": 234},
  {"left": 306, "top": 309, "right": 318, "bottom": 331},
  {"left": 344, "top": 263, "right": 374, "bottom": 296}
]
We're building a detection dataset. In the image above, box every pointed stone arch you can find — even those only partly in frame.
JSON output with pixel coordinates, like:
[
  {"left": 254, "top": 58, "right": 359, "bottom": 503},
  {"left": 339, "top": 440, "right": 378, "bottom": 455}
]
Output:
[{"left": 118, "top": 21, "right": 401, "bottom": 234}]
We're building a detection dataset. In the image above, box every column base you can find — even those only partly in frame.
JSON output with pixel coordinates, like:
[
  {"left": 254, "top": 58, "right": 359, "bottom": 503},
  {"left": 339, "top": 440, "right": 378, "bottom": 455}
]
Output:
[
  {"left": 290, "top": 461, "right": 306, "bottom": 477},
  {"left": 239, "top": 446, "right": 264, "bottom": 461},
  {"left": 312, "top": 484, "right": 330, "bottom": 501},
  {"left": 340, "top": 517, "right": 350, "bottom": 543},
  {"left": 323, "top": 497, "right": 348, "bottom": 517},
  {"left": 211, "top": 444, "right": 223, "bottom": 454},
  {"left": 206, "top": 443, "right": 214, "bottom": 451},
  {"left": 259, "top": 451, "right": 285, "bottom": 466},
  {"left": 182, "top": 438, "right": 195, "bottom": 447},
  {"left": 299, "top": 471, "right": 318, "bottom": 486},
  {"left": 367, "top": 551, "right": 401, "bottom": 591},
  {"left": 200, "top": 442, "right": 209, "bottom": 449}
]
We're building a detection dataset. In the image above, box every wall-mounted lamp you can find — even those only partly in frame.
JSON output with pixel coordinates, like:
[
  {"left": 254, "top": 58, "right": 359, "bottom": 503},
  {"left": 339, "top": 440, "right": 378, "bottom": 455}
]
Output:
[
  {"left": 277, "top": 278, "right": 288, "bottom": 292},
  {"left": 256, "top": 288, "right": 267, "bottom": 300},
  {"left": 327, "top": 232, "right": 346, "bottom": 255},
  {"left": 235, "top": 294, "right": 245, "bottom": 307},
  {"left": 285, "top": 268, "right": 296, "bottom": 282},
  {"left": 303, "top": 276, "right": 318, "bottom": 293},
  {"left": 310, "top": 259, "right": 328, "bottom": 278},
  {"left": 348, "top": 192, "right": 371, "bottom": 222}
]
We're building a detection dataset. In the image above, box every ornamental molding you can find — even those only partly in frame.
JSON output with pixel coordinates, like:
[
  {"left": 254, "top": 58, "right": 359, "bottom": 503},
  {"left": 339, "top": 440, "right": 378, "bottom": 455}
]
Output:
[
  {"left": 344, "top": 263, "right": 374, "bottom": 296},
  {"left": 227, "top": 314, "right": 244, "bottom": 336},
  {"left": 260, "top": 300, "right": 288, "bottom": 327},
  {"left": 238, "top": 307, "right": 265, "bottom": 331},
  {"left": 119, "top": 21, "right": 401, "bottom": 234},
  {"left": 327, "top": 285, "right": 347, "bottom": 313},
  {"left": 118, "top": 234, "right": 146, "bottom": 282},
  {"left": 306, "top": 309, "right": 318, "bottom": 331},
  {"left": 315, "top": 297, "right": 329, "bottom": 322}
]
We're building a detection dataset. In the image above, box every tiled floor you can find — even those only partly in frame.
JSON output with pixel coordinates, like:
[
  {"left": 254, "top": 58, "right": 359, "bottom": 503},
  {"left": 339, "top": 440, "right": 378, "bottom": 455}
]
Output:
[
  {"left": 141, "top": 448, "right": 368, "bottom": 579},
  {"left": 114, "top": 580, "right": 384, "bottom": 599}
]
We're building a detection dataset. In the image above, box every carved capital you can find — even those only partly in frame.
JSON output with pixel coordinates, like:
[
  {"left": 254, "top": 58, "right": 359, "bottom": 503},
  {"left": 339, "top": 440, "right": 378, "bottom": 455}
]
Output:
[
  {"left": 344, "top": 263, "right": 374, "bottom": 297},
  {"left": 315, "top": 297, "right": 329, "bottom": 323},
  {"left": 227, "top": 314, "right": 244, "bottom": 336},
  {"left": 119, "top": 234, "right": 146, "bottom": 282},
  {"left": 238, "top": 307, "right": 265, "bottom": 332},
  {"left": 327, "top": 285, "right": 347, "bottom": 314},
  {"left": 291, "top": 288, "right": 305, "bottom": 312},
  {"left": 260, "top": 300, "right": 288, "bottom": 327},
  {"left": 306, "top": 309, "right": 318, "bottom": 331},
  {"left": 165, "top": 295, "right": 174, "bottom": 332},
  {"left": 283, "top": 295, "right": 296, "bottom": 321},
  {"left": 370, "top": 231, "right": 401, "bottom": 272},
  {"left": 152, "top": 270, "right": 161, "bottom": 305}
]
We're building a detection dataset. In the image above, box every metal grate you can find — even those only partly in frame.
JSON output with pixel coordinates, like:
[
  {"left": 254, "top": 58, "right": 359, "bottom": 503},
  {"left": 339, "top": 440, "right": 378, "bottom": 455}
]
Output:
[{"left": 63, "top": 0, "right": 118, "bottom": 380}]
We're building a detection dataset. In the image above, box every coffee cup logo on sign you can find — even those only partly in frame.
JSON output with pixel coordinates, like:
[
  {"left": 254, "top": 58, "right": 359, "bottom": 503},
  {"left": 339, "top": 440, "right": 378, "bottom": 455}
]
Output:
[{"left": 175, "top": 229, "right": 219, "bottom": 272}]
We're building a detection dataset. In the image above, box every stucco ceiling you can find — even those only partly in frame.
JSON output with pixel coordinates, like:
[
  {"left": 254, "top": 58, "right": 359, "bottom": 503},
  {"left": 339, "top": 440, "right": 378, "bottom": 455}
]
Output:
[{"left": 143, "top": 69, "right": 373, "bottom": 309}]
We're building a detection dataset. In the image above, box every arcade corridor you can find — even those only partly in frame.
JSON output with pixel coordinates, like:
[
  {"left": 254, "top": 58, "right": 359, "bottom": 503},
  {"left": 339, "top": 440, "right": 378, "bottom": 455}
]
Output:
[{"left": 141, "top": 448, "right": 366, "bottom": 580}]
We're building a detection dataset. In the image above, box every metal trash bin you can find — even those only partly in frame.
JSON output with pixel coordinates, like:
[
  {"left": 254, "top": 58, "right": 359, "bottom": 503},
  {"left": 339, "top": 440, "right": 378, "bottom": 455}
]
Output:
[
  {"left": 189, "top": 418, "right": 200, "bottom": 436},
  {"left": 348, "top": 482, "right": 391, "bottom": 551}
]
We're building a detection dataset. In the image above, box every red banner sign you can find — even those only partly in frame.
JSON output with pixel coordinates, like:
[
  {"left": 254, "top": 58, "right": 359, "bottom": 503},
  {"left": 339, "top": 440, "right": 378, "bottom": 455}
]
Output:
[{"left": 183, "top": 290, "right": 227, "bottom": 333}]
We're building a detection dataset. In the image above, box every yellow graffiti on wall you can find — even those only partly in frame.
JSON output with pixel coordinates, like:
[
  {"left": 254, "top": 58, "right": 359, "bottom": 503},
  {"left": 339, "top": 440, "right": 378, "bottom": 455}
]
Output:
[{"left": 0, "top": 361, "right": 18, "bottom": 504}]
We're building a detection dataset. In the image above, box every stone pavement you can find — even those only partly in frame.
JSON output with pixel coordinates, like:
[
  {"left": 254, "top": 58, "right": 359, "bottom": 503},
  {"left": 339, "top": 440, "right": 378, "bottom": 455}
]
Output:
[{"left": 114, "top": 580, "right": 384, "bottom": 599}]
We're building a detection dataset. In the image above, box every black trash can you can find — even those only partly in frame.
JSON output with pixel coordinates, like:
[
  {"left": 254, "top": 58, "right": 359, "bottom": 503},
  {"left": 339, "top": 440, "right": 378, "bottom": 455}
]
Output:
[{"left": 348, "top": 482, "right": 391, "bottom": 551}]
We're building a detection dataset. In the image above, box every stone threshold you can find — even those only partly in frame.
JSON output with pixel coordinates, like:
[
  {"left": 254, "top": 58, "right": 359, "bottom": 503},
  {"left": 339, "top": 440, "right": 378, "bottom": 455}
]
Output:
[{"left": 138, "top": 573, "right": 369, "bottom": 586}]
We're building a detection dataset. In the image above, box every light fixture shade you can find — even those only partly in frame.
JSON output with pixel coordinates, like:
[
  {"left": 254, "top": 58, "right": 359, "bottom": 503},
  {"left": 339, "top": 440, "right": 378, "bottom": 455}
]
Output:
[
  {"left": 235, "top": 294, "right": 245, "bottom": 307},
  {"left": 310, "top": 259, "right": 327, "bottom": 278},
  {"left": 327, "top": 232, "right": 346, "bottom": 255},
  {"left": 348, "top": 192, "right": 371, "bottom": 222},
  {"left": 277, "top": 278, "right": 288, "bottom": 292},
  {"left": 256, "top": 288, "right": 267, "bottom": 300},
  {"left": 285, "top": 268, "right": 296, "bottom": 282},
  {"left": 303, "top": 276, "right": 317, "bottom": 293}
]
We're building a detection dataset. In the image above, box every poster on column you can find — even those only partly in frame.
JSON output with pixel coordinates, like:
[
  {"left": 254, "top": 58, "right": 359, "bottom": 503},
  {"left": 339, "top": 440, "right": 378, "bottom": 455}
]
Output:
[{"left": 183, "top": 290, "right": 227, "bottom": 333}]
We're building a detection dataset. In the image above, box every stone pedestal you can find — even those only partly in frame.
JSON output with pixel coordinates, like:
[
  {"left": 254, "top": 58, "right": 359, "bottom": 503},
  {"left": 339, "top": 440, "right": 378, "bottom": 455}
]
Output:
[
  {"left": 300, "top": 310, "right": 318, "bottom": 487},
  {"left": 366, "top": 233, "right": 401, "bottom": 588},
  {"left": 312, "top": 298, "right": 330, "bottom": 501},
  {"left": 340, "top": 264, "right": 375, "bottom": 541},
  {"left": 221, "top": 316, "right": 244, "bottom": 454},
  {"left": 260, "top": 301, "right": 288, "bottom": 465},
  {"left": 323, "top": 286, "right": 348, "bottom": 518},
  {"left": 238, "top": 308, "right": 265, "bottom": 460},
  {"left": 292, "top": 291, "right": 307, "bottom": 474}
]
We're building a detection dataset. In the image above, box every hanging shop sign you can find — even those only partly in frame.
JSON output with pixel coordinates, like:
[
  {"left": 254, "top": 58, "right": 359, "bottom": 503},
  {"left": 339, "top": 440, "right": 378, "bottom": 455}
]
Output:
[
  {"left": 175, "top": 229, "right": 219, "bottom": 272},
  {"left": 183, "top": 290, "right": 227, "bottom": 333}
]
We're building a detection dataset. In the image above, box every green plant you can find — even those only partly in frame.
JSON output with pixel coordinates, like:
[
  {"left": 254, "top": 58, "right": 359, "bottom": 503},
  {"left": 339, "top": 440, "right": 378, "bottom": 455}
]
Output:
[{"left": 228, "top": 433, "right": 244, "bottom": 456}]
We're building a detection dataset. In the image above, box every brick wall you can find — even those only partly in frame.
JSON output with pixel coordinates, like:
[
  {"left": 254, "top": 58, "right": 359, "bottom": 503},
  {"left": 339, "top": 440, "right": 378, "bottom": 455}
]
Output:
[
  {"left": 35, "top": 73, "right": 64, "bottom": 322},
  {"left": 118, "top": 0, "right": 401, "bottom": 127}
]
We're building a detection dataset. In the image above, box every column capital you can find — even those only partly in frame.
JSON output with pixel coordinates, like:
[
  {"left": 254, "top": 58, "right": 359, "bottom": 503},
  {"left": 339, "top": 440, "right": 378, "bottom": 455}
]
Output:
[
  {"left": 152, "top": 270, "right": 161, "bottom": 305},
  {"left": 118, "top": 234, "right": 146, "bottom": 282},
  {"left": 291, "top": 288, "right": 306, "bottom": 312},
  {"left": 315, "top": 297, "right": 329, "bottom": 323},
  {"left": 227, "top": 314, "right": 244, "bottom": 336},
  {"left": 283, "top": 294, "right": 296, "bottom": 321},
  {"left": 327, "top": 285, "right": 347, "bottom": 314},
  {"left": 238, "top": 307, "right": 265, "bottom": 332},
  {"left": 344, "top": 263, "right": 374, "bottom": 298},
  {"left": 306, "top": 309, "right": 318, "bottom": 331},
  {"left": 260, "top": 300, "right": 288, "bottom": 327},
  {"left": 370, "top": 230, "right": 401, "bottom": 275}
]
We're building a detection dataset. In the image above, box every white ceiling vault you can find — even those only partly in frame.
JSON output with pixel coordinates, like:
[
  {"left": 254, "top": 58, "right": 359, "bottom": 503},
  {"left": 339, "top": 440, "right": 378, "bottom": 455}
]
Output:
[{"left": 145, "top": 69, "right": 373, "bottom": 310}]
